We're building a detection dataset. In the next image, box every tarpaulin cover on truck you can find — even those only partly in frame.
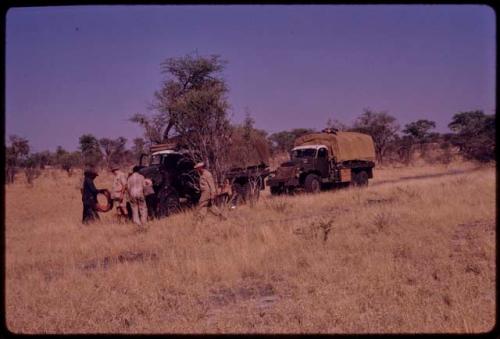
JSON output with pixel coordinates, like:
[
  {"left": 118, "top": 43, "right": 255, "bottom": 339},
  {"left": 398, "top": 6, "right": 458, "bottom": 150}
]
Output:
[{"left": 294, "top": 132, "right": 376, "bottom": 162}]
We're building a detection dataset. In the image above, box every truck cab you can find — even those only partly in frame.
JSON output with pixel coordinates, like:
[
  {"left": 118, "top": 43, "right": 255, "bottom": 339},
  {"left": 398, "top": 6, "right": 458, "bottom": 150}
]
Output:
[
  {"left": 138, "top": 149, "right": 200, "bottom": 217},
  {"left": 291, "top": 145, "right": 330, "bottom": 178}
]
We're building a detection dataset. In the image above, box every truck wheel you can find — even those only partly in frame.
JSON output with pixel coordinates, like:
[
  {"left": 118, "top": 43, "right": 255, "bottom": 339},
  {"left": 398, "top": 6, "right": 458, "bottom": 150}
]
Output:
[
  {"left": 157, "top": 190, "right": 180, "bottom": 217},
  {"left": 352, "top": 170, "right": 369, "bottom": 187},
  {"left": 270, "top": 186, "right": 282, "bottom": 196},
  {"left": 165, "top": 192, "right": 181, "bottom": 215},
  {"left": 304, "top": 174, "right": 321, "bottom": 193},
  {"left": 232, "top": 182, "right": 248, "bottom": 205}
]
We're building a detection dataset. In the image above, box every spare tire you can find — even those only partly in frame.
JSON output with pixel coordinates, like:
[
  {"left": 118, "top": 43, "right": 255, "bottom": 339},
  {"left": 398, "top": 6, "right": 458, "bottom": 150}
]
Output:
[
  {"left": 96, "top": 189, "right": 113, "bottom": 212},
  {"left": 352, "top": 170, "right": 369, "bottom": 187}
]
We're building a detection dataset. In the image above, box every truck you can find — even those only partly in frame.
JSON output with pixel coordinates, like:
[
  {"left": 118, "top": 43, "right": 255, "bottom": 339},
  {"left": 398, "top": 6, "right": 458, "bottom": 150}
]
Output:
[
  {"left": 137, "top": 142, "right": 271, "bottom": 218},
  {"left": 137, "top": 145, "right": 200, "bottom": 218},
  {"left": 266, "top": 129, "right": 376, "bottom": 195}
]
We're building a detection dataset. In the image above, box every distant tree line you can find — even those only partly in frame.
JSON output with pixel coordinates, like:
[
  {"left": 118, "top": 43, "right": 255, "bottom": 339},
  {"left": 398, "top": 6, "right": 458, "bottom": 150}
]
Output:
[
  {"left": 5, "top": 109, "right": 495, "bottom": 186},
  {"left": 4, "top": 134, "right": 148, "bottom": 184}
]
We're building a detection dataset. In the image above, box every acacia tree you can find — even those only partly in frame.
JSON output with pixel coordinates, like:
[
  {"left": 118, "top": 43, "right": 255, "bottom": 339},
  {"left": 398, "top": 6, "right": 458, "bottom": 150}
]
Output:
[
  {"left": 27, "top": 151, "right": 54, "bottom": 169},
  {"left": 5, "top": 135, "right": 30, "bottom": 184},
  {"left": 60, "top": 151, "right": 82, "bottom": 176},
  {"left": 403, "top": 119, "right": 436, "bottom": 141},
  {"left": 392, "top": 135, "right": 414, "bottom": 165},
  {"left": 112, "top": 138, "right": 127, "bottom": 166},
  {"left": 448, "top": 111, "right": 495, "bottom": 162},
  {"left": 352, "top": 109, "right": 399, "bottom": 163},
  {"left": 325, "top": 118, "right": 349, "bottom": 131},
  {"left": 403, "top": 119, "right": 437, "bottom": 150},
  {"left": 22, "top": 154, "right": 41, "bottom": 186},
  {"left": 268, "top": 128, "right": 315, "bottom": 154},
  {"left": 79, "top": 134, "right": 103, "bottom": 168},
  {"left": 132, "top": 53, "right": 232, "bottom": 182},
  {"left": 129, "top": 113, "right": 164, "bottom": 144},
  {"left": 54, "top": 146, "right": 77, "bottom": 174},
  {"left": 171, "top": 76, "right": 232, "bottom": 181},
  {"left": 55, "top": 146, "right": 67, "bottom": 165},
  {"left": 99, "top": 137, "right": 127, "bottom": 168}
]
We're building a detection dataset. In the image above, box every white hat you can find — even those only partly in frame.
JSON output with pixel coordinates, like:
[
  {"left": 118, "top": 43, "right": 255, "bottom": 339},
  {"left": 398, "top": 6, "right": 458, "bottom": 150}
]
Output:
[{"left": 194, "top": 162, "right": 205, "bottom": 169}]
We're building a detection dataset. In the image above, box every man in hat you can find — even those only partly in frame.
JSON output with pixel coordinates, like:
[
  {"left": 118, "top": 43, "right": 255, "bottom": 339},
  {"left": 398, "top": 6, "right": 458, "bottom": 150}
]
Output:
[
  {"left": 110, "top": 164, "right": 128, "bottom": 222},
  {"left": 127, "top": 165, "right": 148, "bottom": 229},
  {"left": 194, "top": 162, "right": 227, "bottom": 222},
  {"left": 81, "top": 168, "right": 102, "bottom": 224}
]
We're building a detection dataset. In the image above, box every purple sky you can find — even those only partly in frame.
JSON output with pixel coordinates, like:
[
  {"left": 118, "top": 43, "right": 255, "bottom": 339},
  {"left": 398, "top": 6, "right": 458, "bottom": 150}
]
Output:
[{"left": 6, "top": 5, "right": 496, "bottom": 152}]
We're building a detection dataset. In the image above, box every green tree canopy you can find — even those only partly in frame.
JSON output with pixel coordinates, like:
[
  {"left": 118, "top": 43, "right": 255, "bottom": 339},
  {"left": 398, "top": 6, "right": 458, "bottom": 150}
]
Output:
[
  {"left": 403, "top": 119, "right": 437, "bottom": 143},
  {"left": 5, "top": 135, "right": 30, "bottom": 184},
  {"left": 79, "top": 134, "right": 103, "bottom": 168},
  {"left": 132, "top": 53, "right": 232, "bottom": 181},
  {"left": 269, "top": 128, "right": 315, "bottom": 153},
  {"left": 351, "top": 109, "right": 399, "bottom": 163},
  {"left": 99, "top": 137, "right": 128, "bottom": 168},
  {"left": 448, "top": 111, "right": 495, "bottom": 162}
]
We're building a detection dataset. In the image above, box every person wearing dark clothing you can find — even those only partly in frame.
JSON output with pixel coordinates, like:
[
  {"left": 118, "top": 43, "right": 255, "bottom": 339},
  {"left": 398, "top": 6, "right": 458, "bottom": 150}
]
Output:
[{"left": 82, "top": 169, "right": 101, "bottom": 224}]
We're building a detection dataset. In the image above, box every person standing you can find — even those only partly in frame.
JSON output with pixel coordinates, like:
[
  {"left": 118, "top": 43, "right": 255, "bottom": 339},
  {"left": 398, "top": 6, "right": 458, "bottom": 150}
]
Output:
[
  {"left": 81, "top": 169, "right": 101, "bottom": 224},
  {"left": 143, "top": 178, "right": 156, "bottom": 219},
  {"left": 127, "top": 166, "right": 148, "bottom": 229},
  {"left": 194, "top": 162, "right": 226, "bottom": 222},
  {"left": 110, "top": 164, "right": 128, "bottom": 222}
]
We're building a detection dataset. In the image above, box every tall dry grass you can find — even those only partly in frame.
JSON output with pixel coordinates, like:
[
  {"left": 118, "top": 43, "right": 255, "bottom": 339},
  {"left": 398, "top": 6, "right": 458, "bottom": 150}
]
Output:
[{"left": 5, "top": 162, "right": 495, "bottom": 333}]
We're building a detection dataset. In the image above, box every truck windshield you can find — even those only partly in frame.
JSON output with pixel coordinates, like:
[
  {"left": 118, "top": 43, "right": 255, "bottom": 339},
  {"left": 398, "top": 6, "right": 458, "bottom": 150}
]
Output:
[{"left": 292, "top": 148, "right": 317, "bottom": 158}]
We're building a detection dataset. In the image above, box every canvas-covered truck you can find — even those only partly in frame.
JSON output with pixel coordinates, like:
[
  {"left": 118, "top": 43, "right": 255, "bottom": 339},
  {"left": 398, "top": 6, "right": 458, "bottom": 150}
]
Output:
[
  {"left": 137, "top": 142, "right": 271, "bottom": 218},
  {"left": 267, "top": 129, "right": 376, "bottom": 195}
]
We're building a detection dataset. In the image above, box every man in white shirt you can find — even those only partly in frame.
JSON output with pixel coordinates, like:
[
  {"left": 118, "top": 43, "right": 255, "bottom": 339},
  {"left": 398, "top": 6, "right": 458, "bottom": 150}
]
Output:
[
  {"left": 127, "top": 166, "right": 148, "bottom": 229},
  {"left": 110, "top": 164, "right": 128, "bottom": 222}
]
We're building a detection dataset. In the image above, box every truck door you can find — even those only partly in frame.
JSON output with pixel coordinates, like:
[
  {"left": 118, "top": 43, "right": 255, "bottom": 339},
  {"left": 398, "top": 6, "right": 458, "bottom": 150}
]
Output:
[{"left": 317, "top": 147, "right": 329, "bottom": 178}]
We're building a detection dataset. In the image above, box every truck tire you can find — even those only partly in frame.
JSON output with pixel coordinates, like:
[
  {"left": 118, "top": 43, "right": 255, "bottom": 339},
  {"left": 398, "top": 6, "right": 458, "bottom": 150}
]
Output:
[
  {"left": 304, "top": 174, "right": 321, "bottom": 193},
  {"left": 270, "top": 186, "right": 283, "bottom": 196},
  {"left": 239, "top": 181, "right": 261, "bottom": 204},
  {"left": 232, "top": 182, "right": 249, "bottom": 205},
  {"left": 96, "top": 189, "right": 113, "bottom": 212},
  {"left": 165, "top": 192, "right": 181, "bottom": 215},
  {"left": 352, "top": 170, "right": 369, "bottom": 187},
  {"left": 157, "top": 189, "right": 180, "bottom": 217}
]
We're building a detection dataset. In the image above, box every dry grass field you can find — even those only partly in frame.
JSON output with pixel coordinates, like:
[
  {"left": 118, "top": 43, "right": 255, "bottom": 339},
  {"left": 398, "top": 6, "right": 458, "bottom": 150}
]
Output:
[{"left": 5, "top": 162, "right": 496, "bottom": 334}]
